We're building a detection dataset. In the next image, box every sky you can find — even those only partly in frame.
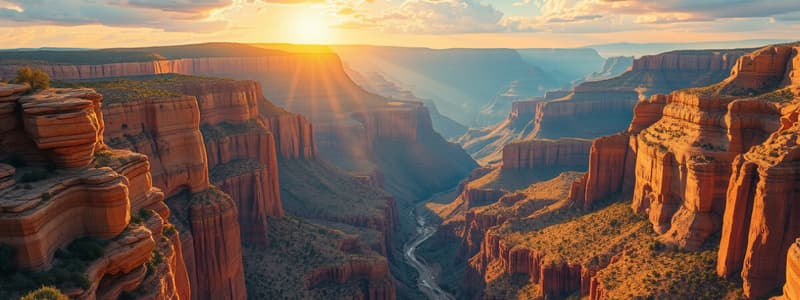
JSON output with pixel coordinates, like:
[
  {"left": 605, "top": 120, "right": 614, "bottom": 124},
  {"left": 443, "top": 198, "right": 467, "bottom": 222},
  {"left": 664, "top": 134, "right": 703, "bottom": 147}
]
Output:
[{"left": 0, "top": 0, "right": 798, "bottom": 50}]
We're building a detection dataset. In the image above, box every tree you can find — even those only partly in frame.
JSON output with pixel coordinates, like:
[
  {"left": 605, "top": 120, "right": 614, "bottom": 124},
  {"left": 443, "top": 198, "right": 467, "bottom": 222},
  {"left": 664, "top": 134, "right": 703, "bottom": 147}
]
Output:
[
  {"left": 15, "top": 67, "right": 50, "bottom": 91},
  {"left": 20, "top": 286, "right": 68, "bottom": 300}
]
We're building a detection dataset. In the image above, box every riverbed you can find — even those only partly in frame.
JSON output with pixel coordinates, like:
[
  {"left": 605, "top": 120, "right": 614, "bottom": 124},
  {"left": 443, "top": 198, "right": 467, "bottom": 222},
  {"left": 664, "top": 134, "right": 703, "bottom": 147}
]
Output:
[{"left": 403, "top": 212, "right": 456, "bottom": 300}]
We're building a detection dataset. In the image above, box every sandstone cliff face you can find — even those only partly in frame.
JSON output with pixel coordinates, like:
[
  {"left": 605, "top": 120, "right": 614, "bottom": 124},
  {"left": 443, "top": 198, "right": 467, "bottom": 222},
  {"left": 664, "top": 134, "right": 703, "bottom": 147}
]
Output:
[
  {"left": 459, "top": 49, "right": 747, "bottom": 165},
  {"left": 186, "top": 80, "right": 284, "bottom": 247},
  {"left": 101, "top": 79, "right": 291, "bottom": 299},
  {"left": 304, "top": 257, "right": 396, "bottom": 300},
  {"left": 103, "top": 96, "right": 210, "bottom": 196},
  {"left": 0, "top": 85, "right": 187, "bottom": 299},
  {"left": 502, "top": 138, "right": 591, "bottom": 170},
  {"left": 632, "top": 50, "right": 741, "bottom": 72},
  {"left": 717, "top": 101, "right": 800, "bottom": 296},
  {"left": 565, "top": 44, "right": 800, "bottom": 298},
  {"left": 186, "top": 189, "right": 246, "bottom": 300},
  {"left": 781, "top": 239, "right": 800, "bottom": 300},
  {"left": 339, "top": 102, "right": 477, "bottom": 203},
  {"left": 264, "top": 114, "right": 316, "bottom": 159},
  {"left": 0, "top": 55, "right": 337, "bottom": 81}
]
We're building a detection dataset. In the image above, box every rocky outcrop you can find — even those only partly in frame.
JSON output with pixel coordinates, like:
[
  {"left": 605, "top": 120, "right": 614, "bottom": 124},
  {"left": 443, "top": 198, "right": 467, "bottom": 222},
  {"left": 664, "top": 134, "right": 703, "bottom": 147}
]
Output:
[
  {"left": 459, "top": 49, "right": 747, "bottom": 165},
  {"left": 501, "top": 138, "right": 591, "bottom": 170},
  {"left": 334, "top": 101, "right": 477, "bottom": 202},
  {"left": 103, "top": 96, "right": 210, "bottom": 196},
  {"left": 100, "top": 78, "right": 286, "bottom": 298},
  {"left": 0, "top": 85, "right": 187, "bottom": 299},
  {"left": 717, "top": 96, "right": 800, "bottom": 296},
  {"left": 0, "top": 54, "right": 337, "bottom": 81},
  {"left": 304, "top": 257, "right": 396, "bottom": 300},
  {"left": 781, "top": 239, "right": 800, "bottom": 300},
  {"left": 187, "top": 189, "right": 246, "bottom": 300},
  {"left": 563, "top": 44, "right": 800, "bottom": 298},
  {"left": 18, "top": 89, "right": 105, "bottom": 168},
  {"left": 578, "top": 133, "right": 636, "bottom": 209},
  {"left": 632, "top": 50, "right": 741, "bottom": 72},
  {"left": 264, "top": 114, "right": 316, "bottom": 159},
  {"left": 586, "top": 56, "right": 633, "bottom": 81},
  {"left": 186, "top": 80, "right": 284, "bottom": 246},
  {"left": 532, "top": 90, "right": 640, "bottom": 139}
]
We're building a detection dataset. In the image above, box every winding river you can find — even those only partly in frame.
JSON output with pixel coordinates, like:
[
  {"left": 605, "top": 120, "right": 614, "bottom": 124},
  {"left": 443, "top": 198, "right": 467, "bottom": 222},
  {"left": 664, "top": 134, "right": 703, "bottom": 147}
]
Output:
[{"left": 404, "top": 212, "right": 456, "bottom": 300}]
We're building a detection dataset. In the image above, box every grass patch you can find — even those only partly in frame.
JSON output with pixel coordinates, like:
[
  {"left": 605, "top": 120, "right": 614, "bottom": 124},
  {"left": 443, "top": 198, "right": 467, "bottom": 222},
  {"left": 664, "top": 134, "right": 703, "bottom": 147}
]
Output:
[
  {"left": 209, "top": 159, "right": 264, "bottom": 183},
  {"left": 200, "top": 120, "right": 265, "bottom": 142}
]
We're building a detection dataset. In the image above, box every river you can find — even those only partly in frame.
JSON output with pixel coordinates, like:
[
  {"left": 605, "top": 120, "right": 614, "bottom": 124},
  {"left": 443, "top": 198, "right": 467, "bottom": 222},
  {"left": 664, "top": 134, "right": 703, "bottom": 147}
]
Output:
[{"left": 404, "top": 212, "right": 456, "bottom": 300}]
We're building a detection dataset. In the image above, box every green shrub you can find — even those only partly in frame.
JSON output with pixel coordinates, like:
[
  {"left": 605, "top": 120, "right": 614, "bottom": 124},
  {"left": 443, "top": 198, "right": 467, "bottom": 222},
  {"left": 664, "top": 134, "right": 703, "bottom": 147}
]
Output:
[
  {"left": 93, "top": 151, "right": 114, "bottom": 168},
  {"left": 15, "top": 67, "right": 50, "bottom": 91},
  {"left": 163, "top": 224, "right": 177, "bottom": 237},
  {"left": 145, "top": 250, "right": 164, "bottom": 277},
  {"left": 66, "top": 237, "right": 106, "bottom": 261},
  {"left": 20, "top": 286, "right": 67, "bottom": 300}
]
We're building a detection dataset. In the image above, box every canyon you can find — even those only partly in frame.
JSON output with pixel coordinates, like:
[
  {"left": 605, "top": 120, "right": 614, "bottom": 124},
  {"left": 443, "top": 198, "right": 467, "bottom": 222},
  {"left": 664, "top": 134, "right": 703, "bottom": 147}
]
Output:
[
  {"left": 0, "top": 85, "right": 188, "bottom": 299},
  {"left": 421, "top": 43, "right": 800, "bottom": 300},
  {"left": 1, "top": 38, "right": 799, "bottom": 300},
  {"left": 333, "top": 46, "right": 607, "bottom": 127},
  {"left": 458, "top": 48, "right": 750, "bottom": 165}
]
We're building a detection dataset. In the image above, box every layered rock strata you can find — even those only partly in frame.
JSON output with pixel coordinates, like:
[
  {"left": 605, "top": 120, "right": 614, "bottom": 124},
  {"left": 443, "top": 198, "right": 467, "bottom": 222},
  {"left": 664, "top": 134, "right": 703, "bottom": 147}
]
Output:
[
  {"left": 458, "top": 49, "right": 749, "bottom": 165},
  {"left": 502, "top": 138, "right": 591, "bottom": 170},
  {"left": 0, "top": 85, "right": 187, "bottom": 299},
  {"left": 566, "top": 44, "right": 800, "bottom": 298}
]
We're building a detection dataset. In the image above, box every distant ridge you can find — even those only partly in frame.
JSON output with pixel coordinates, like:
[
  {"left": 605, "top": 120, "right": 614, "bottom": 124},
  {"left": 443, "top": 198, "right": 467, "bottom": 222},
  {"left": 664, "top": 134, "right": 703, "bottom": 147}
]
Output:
[{"left": 585, "top": 39, "right": 793, "bottom": 57}]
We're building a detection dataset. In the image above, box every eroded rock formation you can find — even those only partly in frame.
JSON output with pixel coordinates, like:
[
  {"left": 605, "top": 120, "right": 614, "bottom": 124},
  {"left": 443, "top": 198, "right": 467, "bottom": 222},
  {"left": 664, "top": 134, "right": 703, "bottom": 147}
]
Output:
[
  {"left": 458, "top": 49, "right": 748, "bottom": 165},
  {"left": 502, "top": 138, "right": 591, "bottom": 170},
  {"left": 0, "top": 85, "right": 187, "bottom": 299},
  {"left": 566, "top": 43, "right": 800, "bottom": 298}
]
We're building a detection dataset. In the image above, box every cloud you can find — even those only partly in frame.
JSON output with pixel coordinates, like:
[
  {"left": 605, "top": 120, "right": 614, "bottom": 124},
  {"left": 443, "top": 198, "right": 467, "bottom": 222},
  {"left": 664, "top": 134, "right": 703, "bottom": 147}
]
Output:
[
  {"left": 0, "top": 0, "right": 233, "bottom": 31},
  {"left": 260, "top": 0, "right": 325, "bottom": 3},
  {"left": 127, "top": 0, "right": 234, "bottom": 13},
  {"left": 334, "top": 0, "right": 539, "bottom": 34},
  {"left": 535, "top": 0, "right": 800, "bottom": 24}
]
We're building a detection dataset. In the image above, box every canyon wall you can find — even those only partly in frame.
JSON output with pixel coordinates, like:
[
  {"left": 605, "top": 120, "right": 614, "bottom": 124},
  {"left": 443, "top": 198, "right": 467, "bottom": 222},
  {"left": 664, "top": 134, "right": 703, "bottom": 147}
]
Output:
[
  {"left": 459, "top": 49, "right": 748, "bottom": 165},
  {"left": 502, "top": 138, "right": 591, "bottom": 170},
  {"left": 0, "top": 85, "right": 188, "bottom": 299},
  {"left": 782, "top": 240, "right": 800, "bottom": 300},
  {"left": 0, "top": 54, "right": 341, "bottom": 82},
  {"left": 346, "top": 102, "right": 477, "bottom": 202},
  {"left": 567, "top": 44, "right": 800, "bottom": 298}
]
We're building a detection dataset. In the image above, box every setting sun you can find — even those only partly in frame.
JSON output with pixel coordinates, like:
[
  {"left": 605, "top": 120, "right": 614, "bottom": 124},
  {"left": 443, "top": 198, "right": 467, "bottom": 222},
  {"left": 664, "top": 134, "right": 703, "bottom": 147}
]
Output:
[{"left": 291, "top": 15, "right": 330, "bottom": 44}]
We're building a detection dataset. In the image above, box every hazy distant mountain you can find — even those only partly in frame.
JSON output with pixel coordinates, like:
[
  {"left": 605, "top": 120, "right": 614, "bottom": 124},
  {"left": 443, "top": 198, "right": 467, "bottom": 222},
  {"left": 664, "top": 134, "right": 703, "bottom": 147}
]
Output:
[
  {"left": 515, "top": 48, "right": 604, "bottom": 85},
  {"left": 332, "top": 45, "right": 608, "bottom": 127},
  {"left": 587, "top": 39, "right": 792, "bottom": 57},
  {"left": 0, "top": 47, "right": 92, "bottom": 52}
]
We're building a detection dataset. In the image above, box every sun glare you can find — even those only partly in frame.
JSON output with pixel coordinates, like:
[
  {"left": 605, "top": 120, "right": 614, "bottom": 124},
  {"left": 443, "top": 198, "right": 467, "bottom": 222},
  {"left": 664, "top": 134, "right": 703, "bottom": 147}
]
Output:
[{"left": 291, "top": 15, "right": 330, "bottom": 44}]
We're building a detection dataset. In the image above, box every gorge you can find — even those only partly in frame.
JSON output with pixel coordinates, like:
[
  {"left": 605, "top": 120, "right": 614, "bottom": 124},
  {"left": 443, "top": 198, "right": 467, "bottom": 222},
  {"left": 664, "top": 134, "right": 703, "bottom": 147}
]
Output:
[{"left": 0, "top": 37, "right": 799, "bottom": 300}]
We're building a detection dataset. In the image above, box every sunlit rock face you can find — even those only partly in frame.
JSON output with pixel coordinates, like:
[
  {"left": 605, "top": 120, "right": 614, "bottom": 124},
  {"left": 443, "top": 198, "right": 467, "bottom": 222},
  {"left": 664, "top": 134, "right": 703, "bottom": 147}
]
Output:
[
  {"left": 568, "top": 43, "right": 800, "bottom": 298},
  {"left": 501, "top": 138, "right": 591, "bottom": 170},
  {"left": 0, "top": 84, "right": 188, "bottom": 300}
]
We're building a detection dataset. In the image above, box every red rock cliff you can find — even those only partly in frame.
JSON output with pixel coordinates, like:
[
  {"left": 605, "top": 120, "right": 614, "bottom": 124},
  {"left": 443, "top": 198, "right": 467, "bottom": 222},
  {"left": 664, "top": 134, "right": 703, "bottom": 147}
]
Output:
[
  {"left": 180, "top": 79, "right": 284, "bottom": 246},
  {"left": 569, "top": 44, "right": 800, "bottom": 298},
  {"left": 103, "top": 96, "right": 210, "bottom": 196},
  {"left": 780, "top": 239, "right": 800, "bottom": 300},
  {"left": 100, "top": 80, "right": 267, "bottom": 299},
  {"left": 502, "top": 138, "right": 591, "bottom": 170},
  {"left": 0, "top": 85, "right": 188, "bottom": 299}
]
